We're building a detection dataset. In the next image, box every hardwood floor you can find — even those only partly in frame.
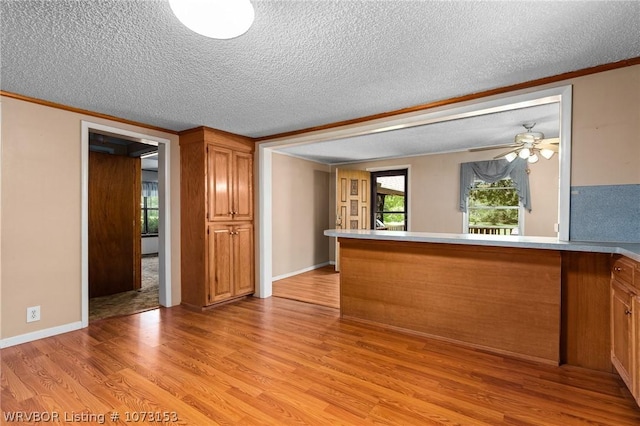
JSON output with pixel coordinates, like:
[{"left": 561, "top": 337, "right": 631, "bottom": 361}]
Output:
[
  {"left": 272, "top": 265, "right": 340, "bottom": 308},
  {"left": 2, "top": 297, "right": 640, "bottom": 425}
]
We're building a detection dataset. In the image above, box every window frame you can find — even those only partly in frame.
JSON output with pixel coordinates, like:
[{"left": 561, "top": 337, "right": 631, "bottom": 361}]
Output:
[
  {"left": 370, "top": 168, "right": 408, "bottom": 231},
  {"left": 141, "top": 194, "right": 159, "bottom": 236},
  {"left": 463, "top": 178, "right": 525, "bottom": 236}
]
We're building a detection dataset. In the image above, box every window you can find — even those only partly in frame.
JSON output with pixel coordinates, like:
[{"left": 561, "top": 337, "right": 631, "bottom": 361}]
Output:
[
  {"left": 371, "top": 169, "right": 408, "bottom": 231},
  {"left": 141, "top": 195, "right": 159, "bottom": 235},
  {"left": 465, "top": 178, "right": 522, "bottom": 235}
]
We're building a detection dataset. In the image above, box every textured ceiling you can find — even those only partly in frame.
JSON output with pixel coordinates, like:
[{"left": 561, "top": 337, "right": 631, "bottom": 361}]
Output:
[
  {"left": 2, "top": 1, "right": 639, "bottom": 163},
  {"left": 278, "top": 102, "right": 561, "bottom": 163}
]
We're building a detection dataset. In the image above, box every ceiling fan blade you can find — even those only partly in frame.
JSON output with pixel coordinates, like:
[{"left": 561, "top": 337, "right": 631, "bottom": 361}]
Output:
[
  {"left": 469, "top": 144, "right": 517, "bottom": 152},
  {"left": 536, "top": 143, "right": 559, "bottom": 151},
  {"left": 541, "top": 137, "right": 560, "bottom": 144}
]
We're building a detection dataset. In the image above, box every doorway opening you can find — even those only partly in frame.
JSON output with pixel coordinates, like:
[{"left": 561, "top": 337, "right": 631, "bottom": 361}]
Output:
[
  {"left": 370, "top": 169, "right": 408, "bottom": 231},
  {"left": 87, "top": 132, "right": 159, "bottom": 320},
  {"left": 81, "top": 121, "right": 172, "bottom": 327}
]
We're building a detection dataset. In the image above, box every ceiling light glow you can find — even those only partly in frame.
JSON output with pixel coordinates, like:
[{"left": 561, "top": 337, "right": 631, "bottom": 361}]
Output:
[{"left": 169, "top": 0, "right": 255, "bottom": 40}]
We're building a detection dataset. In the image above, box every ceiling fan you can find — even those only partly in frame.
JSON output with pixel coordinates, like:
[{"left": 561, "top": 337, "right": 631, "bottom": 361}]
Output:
[{"left": 471, "top": 123, "right": 559, "bottom": 163}]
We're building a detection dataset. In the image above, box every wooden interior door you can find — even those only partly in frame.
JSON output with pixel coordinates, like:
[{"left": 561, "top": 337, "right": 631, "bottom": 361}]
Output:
[
  {"left": 89, "top": 151, "right": 141, "bottom": 298},
  {"left": 335, "top": 169, "right": 370, "bottom": 271}
]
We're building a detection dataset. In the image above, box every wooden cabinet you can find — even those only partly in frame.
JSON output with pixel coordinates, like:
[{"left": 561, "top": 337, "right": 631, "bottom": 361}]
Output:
[
  {"left": 610, "top": 255, "right": 640, "bottom": 404},
  {"left": 207, "top": 146, "right": 253, "bottom": 222},
  {"left": 611, "top": 279, "right": 633, "bottom": 389},
  {"left": 180, "top": 127, "right": 255, "bottom": 308},
  {"left": 207, "top": 223, "right": 254, "bottom": 304}
]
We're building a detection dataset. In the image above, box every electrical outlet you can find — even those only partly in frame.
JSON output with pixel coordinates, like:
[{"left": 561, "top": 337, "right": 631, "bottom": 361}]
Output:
[{"left": 26, "top": 306, "right": 40, "bottom": 323}]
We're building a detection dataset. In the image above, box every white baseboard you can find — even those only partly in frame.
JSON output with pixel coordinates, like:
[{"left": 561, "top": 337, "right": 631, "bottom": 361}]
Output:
[
  {"left": 273, "top": 261, "right": 332, "bottom": 282},
  {"left": 0, "top": 321, "right": 83, "bottom": 348}
]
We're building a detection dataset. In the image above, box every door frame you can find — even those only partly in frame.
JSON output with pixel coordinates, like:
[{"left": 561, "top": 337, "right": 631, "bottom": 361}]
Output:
[{"left": 81, "top": 121, "right": 172, "bottom": 327}]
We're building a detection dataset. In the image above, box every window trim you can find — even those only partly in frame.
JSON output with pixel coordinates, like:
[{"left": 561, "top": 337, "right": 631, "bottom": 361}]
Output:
[
  {"left": 370, "top": 168, "right": 409, "bottom": 231},
  {"left": 141, "top": 195, "right": 159, "bottom": 236},
  {"left": 463, "top": 178, "right": 525, "bottom": 235}
]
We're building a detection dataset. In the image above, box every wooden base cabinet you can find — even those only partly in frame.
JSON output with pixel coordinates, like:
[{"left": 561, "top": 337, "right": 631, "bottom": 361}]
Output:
[
  {"left": 610, "top": 255, "right": 640, "bottom": 405},
  {"left": 611, "top": 279, "right": 634, "bottom": 390},
  {"left": 180, "top": 127, "right": 255, "bottom": 309},
  {"left": 208, "top": 223, "right": 254, "bottom": 304}
]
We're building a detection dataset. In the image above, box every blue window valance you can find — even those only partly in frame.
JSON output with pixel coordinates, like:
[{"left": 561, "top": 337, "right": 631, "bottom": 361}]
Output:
[{"left": 459, "top": 158, "right": 531, "bottom": 212}]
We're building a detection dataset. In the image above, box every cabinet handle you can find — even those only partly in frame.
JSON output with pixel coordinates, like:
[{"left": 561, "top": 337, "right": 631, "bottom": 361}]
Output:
[
  {"left": 614, "top": 267, "right": 623, "bottom": 272},
  {"left": 625, "top": 309, "right": 633, "bottom": 316}
]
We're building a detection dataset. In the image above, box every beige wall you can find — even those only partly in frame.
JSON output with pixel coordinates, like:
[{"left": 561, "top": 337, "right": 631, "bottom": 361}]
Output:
[
  {"left": 335, "top": 149, "right": 560, "bottom": 236},
  {"left": 272, "top": 153, "right": 330, "bottom": 277},
  {"left": 569, "top": 65, "right": 640, "bottom": 186},
  {"left": 0, "top": 96, "right": 181, "bottom": 341}
]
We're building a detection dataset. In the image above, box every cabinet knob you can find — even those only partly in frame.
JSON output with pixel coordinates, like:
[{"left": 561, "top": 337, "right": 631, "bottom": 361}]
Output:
[
  {"left": 614, "top": 267, "right": 623, "bottom": 272},
  {"left": 625, "top": 309, "right": 633, "bottom": 316}
]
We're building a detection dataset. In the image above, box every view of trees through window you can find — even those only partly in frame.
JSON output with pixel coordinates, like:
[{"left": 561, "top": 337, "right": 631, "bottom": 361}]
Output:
[
  {"left": 141, "top": 196, "right": 159, "bottom": 235},
  {"left": 379, "top": 195, "right": 405, "bottom": 224},
  {"left": 467, "top": 178, "right": 520, "bottom": 235},
  {"left": 371, "top": 170, "right": 407, "bottom": 231}
]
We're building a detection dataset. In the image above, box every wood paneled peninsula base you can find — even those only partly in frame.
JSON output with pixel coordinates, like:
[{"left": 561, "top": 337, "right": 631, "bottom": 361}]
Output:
[
  {"left": 338, "top": 238, "right": 561, "bottom": 364},
  {"left": 327, "top": 229, "right": 640, "bottom": 369}
]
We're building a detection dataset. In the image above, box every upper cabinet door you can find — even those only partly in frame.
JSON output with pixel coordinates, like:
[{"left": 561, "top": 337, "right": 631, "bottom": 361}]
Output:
[
  {"left": 207, "top": 145, "right": 233, "bottom": 222},
  {"left": 233, "top": 151, "right": 253, "bottom": 221}
]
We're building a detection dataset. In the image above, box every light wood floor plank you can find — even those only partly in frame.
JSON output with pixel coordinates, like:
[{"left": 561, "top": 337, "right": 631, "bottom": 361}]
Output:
[
  {"left": 273, "top": 265, "right": 340, "bottom": 308},
  {"left": 2, "top": 296, "right": 640, "bottom": 425}
]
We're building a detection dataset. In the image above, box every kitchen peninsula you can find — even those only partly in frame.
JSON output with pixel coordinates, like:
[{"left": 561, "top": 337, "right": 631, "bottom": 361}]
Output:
[{"left": 325, "top": 229, "right": 640, "bottom": 370}]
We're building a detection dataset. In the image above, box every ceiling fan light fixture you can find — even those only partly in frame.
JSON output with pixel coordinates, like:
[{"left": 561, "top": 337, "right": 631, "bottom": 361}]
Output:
[
  {"left": 505, "top": 152, "right": 518, "bottom": 162},
  {"left": 518, "top": 147, "right": 530, "bottom": 159},
  {"left": 515, "top": 132, "right": 544, "bottom": 144},
  {"left": 169, "top": 0, "right": 255, "bottom": 40},
  {"left": 540, "top": 148, "right": 555, "bottom": 159},
  {"left": 527, "top": 153, "right": 539, "bottom": 164}
]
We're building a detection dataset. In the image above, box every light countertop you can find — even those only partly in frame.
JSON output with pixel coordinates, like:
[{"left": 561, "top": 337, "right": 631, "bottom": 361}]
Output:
[{"left": 324, "top": 229, "right": 640, "bottom": 262}]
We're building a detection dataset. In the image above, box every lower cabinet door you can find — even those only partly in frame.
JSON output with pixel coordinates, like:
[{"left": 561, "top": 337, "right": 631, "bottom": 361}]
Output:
[
  {"left": 208, "top": 225, "right": 233, "bottom": 303},
  {"left": 611, "top": 280, "right": 634, "bottom": 391},
  {"left": 634, "top": 296, "right": 640, "bottom": 402},
  {"left": 233, "top": 223, "right": 255, "bottom": 296}
]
